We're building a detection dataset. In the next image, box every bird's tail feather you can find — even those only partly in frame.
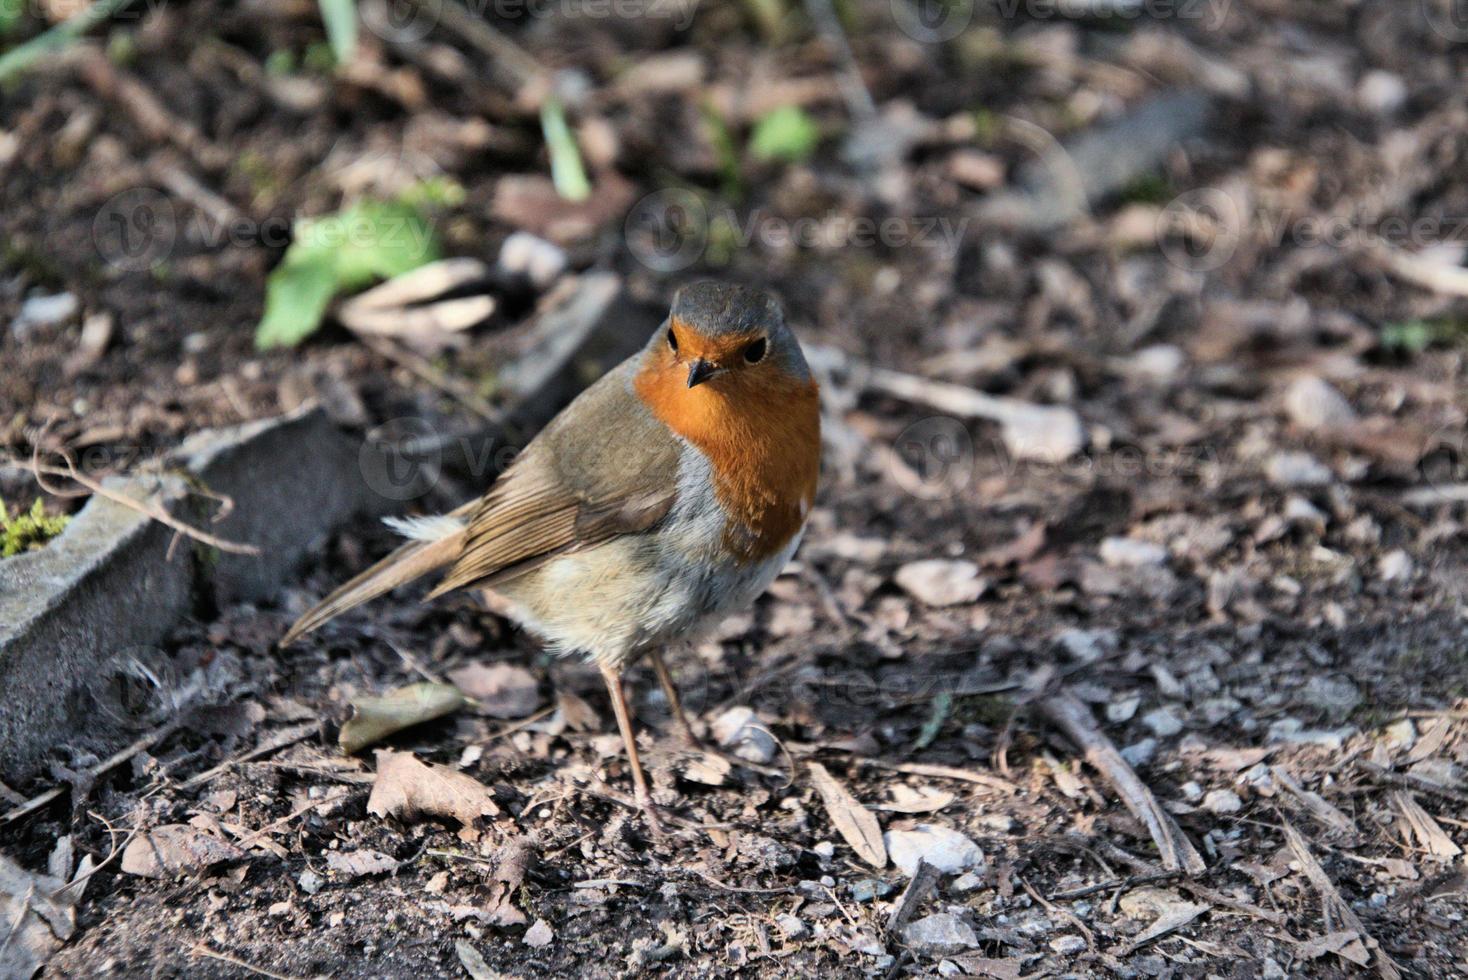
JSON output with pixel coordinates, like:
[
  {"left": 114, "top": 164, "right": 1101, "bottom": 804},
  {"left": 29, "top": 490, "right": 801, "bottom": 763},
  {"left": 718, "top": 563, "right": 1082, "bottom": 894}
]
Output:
[{"left": 279, "top": 510, "right": 471, "bottom": 646}]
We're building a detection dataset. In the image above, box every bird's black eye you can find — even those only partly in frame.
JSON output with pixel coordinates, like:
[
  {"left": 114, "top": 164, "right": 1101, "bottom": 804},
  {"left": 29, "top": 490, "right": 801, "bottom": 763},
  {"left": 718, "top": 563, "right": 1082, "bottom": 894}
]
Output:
[
  {"left": 666, "top": 327, "right": 679, "bottom": 352},
  {"left": 743, "top": 337, "right": 767, "bottom": 364}
]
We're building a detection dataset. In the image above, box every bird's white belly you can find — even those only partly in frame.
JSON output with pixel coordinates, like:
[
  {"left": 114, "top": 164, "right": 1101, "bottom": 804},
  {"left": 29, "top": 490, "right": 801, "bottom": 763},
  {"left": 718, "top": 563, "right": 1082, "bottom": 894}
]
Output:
[{"left": 492, "top": 448, "right": 804, "bottom": 667}]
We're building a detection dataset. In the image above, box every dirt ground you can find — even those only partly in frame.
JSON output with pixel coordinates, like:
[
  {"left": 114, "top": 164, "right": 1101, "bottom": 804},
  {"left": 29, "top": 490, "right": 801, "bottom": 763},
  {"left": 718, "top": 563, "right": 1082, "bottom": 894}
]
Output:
[{"left": 6, "top": 0, "right": 1468, "bottom": 976}]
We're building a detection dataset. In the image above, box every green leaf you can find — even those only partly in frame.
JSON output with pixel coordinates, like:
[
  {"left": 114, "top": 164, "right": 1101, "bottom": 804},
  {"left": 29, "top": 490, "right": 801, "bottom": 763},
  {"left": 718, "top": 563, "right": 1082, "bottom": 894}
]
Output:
[
  {"left": 1, "top": 497, "right": 70, "bottom": 557},
  {"left": 540, "top": 97, "right": 591, "bottom": 202},
  {"left": 317, "top": 0, "right": 357, "bottom": 66},
  {"left": 254, "top": 252, "right": 338, "bottom": 351},
  {"left": 750, "top": 105, "right": 820, "bottom": 164},
  {"left": 254, "top": 198, "right": 441, "bottom": 350}
]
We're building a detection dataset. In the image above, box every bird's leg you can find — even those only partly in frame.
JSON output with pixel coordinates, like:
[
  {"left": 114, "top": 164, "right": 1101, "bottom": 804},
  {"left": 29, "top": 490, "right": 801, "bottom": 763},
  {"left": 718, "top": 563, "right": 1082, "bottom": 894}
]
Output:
[
  {"left": 650, "top": 649, "right": 701, "bottom": 749},
  {"left": 599, "top": 663, "right": 664, "bottom": 836}
]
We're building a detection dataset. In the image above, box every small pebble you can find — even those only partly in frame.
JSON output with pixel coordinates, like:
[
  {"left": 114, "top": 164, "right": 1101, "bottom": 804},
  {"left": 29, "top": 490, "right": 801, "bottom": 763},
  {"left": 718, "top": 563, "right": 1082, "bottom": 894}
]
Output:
[
  {"left": 1142, "top": 707, "right": 1183, "bottom": 738},
  {"left": 1202, "top": 789, "right": 1243, "bottom": 814},
  {"left": 1050, "top": 935, "right": 1086, "bottom": 955},
  {"left": 775, "top": 914, "right": 809, "bottom": 940}
]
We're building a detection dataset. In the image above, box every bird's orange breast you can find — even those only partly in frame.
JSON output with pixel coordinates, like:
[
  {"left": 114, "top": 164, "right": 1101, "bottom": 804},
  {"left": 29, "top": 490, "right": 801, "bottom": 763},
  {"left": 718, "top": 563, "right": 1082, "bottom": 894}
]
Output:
[{"left": 634, "top": 349, "right": 820, "bottom": 564}]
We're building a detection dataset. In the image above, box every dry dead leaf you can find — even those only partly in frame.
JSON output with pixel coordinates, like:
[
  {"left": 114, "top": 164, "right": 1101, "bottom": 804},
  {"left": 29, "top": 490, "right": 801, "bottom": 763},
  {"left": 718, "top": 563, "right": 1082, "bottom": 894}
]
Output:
[
  {"left": 448, "top": 663, "right": 541, "bottom": 719},
  {"left": 1393, "top": 792, "right": 1462, "bottom": 859},
  {"left": 680, "top": 751, "right": 733, "bottom": 787},
  {"left": 877, "top": 784, "right": 957, "bottom": 814},
  {"left": 1296, "top": 931, "right": 1371, "bottom": 967},
  {"left": 0, "top": 853, "right": 75, "bottom": 978},
  {"left": 808, "top": 762, "right": 886, "bottom": 868},
  {"left": 367, "top": 750, "right": 500, "bottom": 833},
  {"left": 339, "top": 682, "right": 467, "bottom": 754},
  {"left": 456, "top": 939, "right": 501, "bottom": 980},
  {"left": 120, "top": 825, "right": 245, "bottom": 879},
  {"left": 326, "top": 849, "right": 399, "bottom": 878}
]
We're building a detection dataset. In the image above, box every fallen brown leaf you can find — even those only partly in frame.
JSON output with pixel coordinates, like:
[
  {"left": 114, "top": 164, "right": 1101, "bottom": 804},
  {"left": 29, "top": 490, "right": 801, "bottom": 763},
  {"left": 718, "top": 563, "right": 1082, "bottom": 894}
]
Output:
[
  {"left": 325, "top": 849, "right": 399, "bottom": 878},
  {"left": 120, "top": 824, "right": 245, "bottom": 879},
  {"left": 448, "top": 663, "right": 541, "bottom": 719},
  {"left": 367, "top": 750, "right": 500, "bottom": 834},
  {"left": 339, "top": 682, "right": 467, "bottom": 754},
  {"left": 808, "top": 762, "right": 886, "bottom": 868}
]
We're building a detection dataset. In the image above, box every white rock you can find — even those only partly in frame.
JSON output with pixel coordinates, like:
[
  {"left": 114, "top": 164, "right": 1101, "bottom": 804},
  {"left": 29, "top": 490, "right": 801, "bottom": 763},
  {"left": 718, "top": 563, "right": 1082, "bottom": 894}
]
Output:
[
  {"left": 1378, "top": 549, "right": 1414, "bottom": 582},
  {"left": 900, "top": 913, "right": 978, "bottom": 954},
  {"left": 884, "top": 825, "right": 984, "bottom": 877},
  {"left": 1283, "top": 376, "right": 1356, "bottom": 430},
  {"left": 523, "top": 919, "right": 554, "bottom": 947},
  {"left": 1357, "top": 70, "right": 1407, "bottom": 115},
  {"left": 1381, "top": 719, "right": 1415, "bottom": 751},
  {"left": 813, "top": 841, "right": 835, "bottom": 859},
  {"left": 997, "top": 404, "right": 1085, "bottom": 463},
  {"left": 1132, "top": 344, "right": 1185, "bottom": 382},
  {"left": 1284, "top": 496, "right": 1327, "bottom": 527},
  {"left": 1100, "top": 537, "right": 1168, "bottom": 568},
  {"left": 1120, "top": 738, "right": 1157, "bottom": 767},
  {"left": 1180, "top": 781, "right": 1203, "bottom": 802},
  {"left": 1202, "top": 789, "right": 1242, "bottom": 814},
  {"left": 1107, "top": 694, "right": 1141, "bottom": 723},
  {"left": 1142, "top": 707, "right": 1184, "bottom": 738},
  {"left": 498, "top": 232, "right": 567, "bottom": 289},
  {"left": 1266, "top": 451, "right": 1333, "bottom": 487},
  {"left": 13, "top": 292, "right": 78, "bottom": 338},
  {"left": 1058, "top": 628, "right": 1113, "bottom": 663},
  {"left": 895, "top": 560, "right": 987, "bottom": 607},
  {"left": 775, "top": 914, "right": 809, "bottom": 939},
  {"left": 710, "top": 706, "right": 776, "bottom": 764},
  {"left": 1050, "top": 935, "right": 1087, "bottom": 955}
]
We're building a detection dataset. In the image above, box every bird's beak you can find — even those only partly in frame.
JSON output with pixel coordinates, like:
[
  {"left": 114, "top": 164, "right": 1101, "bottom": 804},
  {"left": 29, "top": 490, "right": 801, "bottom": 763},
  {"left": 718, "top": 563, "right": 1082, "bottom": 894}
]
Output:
[{"left": 686, "top": 359, "right": 720, "bottom": 388}]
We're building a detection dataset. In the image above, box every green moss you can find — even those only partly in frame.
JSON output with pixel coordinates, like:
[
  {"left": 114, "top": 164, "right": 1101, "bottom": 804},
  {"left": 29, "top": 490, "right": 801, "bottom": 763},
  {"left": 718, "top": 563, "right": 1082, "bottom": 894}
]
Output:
[{"left": 1, "top": 498, "right": 69, "bottom": 557}]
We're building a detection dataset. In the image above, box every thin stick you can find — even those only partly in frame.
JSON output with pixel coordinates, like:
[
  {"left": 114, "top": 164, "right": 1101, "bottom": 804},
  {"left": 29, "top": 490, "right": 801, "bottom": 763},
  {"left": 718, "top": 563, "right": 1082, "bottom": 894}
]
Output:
[
  {"left": 179, "top": 721, "right": 319, "bottom": 792},
  {"left": 13, "top": 449, "right": 259, "bottom": 555},
  {"left": 1040, "top": 691, "right": 1206, "bottom": 875},
  {"left": 1, "top": 724, "right": 177, "bottom": 826},
  {"left": 191, "top": 944, "right": 311, "bottom": 980},
  {"left": 1282, "top": 820, "right": 1402, "bottom": 980},
  {"left": 358, "top": 333, "right": 504, "bottom": 426}
]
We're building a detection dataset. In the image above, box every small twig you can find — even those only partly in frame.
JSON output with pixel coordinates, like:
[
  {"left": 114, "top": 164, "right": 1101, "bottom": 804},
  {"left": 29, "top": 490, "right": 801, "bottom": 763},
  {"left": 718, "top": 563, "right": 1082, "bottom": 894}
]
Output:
[
  {"left": 1047, "top": 869, "right": 1179, "bottom": 901},
  {"left": 191, "top": 944, "right": 313, "bottom": 980},
  {"left": 358, "top": 334, "right": 504, "bottom": 426},
  {"left": 1040, "top": 691, "right": 1206, "bottom": 875},
  {"left": 12, "top": 448, "right": 259, "bottom": 555},
  {"left": 1282, "top": 820, "right": 1403, "bottom": 980},
  {"left": 233, "top": 792, "right": 346, "bottom": 850},
  {"left": 1019, "top": 875, "right": 1096, "bottom": 951},
  {"left": 846, "top": 755, "right": 1019, "bottom": 795},
  {"left": 1, "top": 724, "right": 177, "bottom": 826},
  {"left": 800, "top": 0, "right": 875, "bottom": 122},
  {"left": 885, "top": 859, "right": 940, "bottom": 935},
  {"left": 1357, "top": 760, "right": 1468, "bottom": 806},
  {"left": 687, "top": 870, "right": 795, "bottom": 895},
  {"left": 179, "top": 721, "right": 320, "bottom": 792}
]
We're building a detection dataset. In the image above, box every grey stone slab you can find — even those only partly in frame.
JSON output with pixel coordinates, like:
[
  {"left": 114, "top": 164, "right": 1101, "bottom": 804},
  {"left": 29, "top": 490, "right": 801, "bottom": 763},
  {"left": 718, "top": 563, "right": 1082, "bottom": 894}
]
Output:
[{"left": 0, "top": 476, "right": 194, "bottom": 780}]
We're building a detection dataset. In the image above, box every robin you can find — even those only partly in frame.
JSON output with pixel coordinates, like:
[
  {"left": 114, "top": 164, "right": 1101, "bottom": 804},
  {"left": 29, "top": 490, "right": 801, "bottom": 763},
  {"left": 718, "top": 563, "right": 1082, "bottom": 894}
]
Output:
[{"left": 282, "top": 281, "right": 821, "bottom": 831}]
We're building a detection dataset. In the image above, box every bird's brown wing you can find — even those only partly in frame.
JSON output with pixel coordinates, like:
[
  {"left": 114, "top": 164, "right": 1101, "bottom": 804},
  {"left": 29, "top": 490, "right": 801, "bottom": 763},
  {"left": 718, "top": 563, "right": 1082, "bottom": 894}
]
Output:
[{"left": 427, "top": 362, "right": 681, "bottom": 598}]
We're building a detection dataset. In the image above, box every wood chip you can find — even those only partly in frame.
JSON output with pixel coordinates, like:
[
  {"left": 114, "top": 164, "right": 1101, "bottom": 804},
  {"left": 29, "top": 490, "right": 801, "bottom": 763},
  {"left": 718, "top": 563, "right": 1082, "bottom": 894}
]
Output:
[
  {"left": 807, "top": 762, "right": 886, "bottom": 868},
  {"left": 366, "top": 750, "right": 500, "bottom": 836},
  {"left": 886, "top": 858, "right": 941, "bottom": 934},
  {"left": 339, "top": 682, "right": 467, "bottom": 754},
  {"left": 1040, "top": 691, "right": 1206, "bottom": 875},
  {"left": 1282, "top": 821, "right": 1402, "bottom": 980},
  {"left": 120, "top": 825, "right": 245, "bottom": 879},
  {"left": 1392, "top": 792, "right": 1462, "bottom": 859},
  {"left": 1274, "top": 767, "right": 1356, "bottom": 835}
]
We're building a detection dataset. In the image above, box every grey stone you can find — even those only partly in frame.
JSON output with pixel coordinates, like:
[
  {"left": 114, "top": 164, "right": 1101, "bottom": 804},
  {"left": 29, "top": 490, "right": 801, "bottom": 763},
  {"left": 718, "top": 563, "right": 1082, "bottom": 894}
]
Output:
[
  {"left": 1266, "top": 452, "right": 1333, "bottom": 487},
  {"left": 1142, "top": 707, "right": 1184, "bottom": 737},
  {"left": 0, "top": 475, "right": 194, "bottom": 781},
  {"left": 900, "top": 913, "right": 978, "bottom": 955},
  {"left": 1120, "top": 738, "right": 1158, "bottom": 767},
  {"left": 1050, "top": 935, "right": 1086, "bottom": 955},
  {"left": 1202, "top": 789, "right": 1242, "bottom": 814},
  {"left": 12, "top": 292, "right": 78, "bottom": 339},
  {"left": 884, "top": 825, "right": 983, "bottom": 877},
  {"left": 1283, "top": 376, "right": 1356, "bottom": 430},
  {"left": 1300, "top": 676, "right": 1362, "bottom": 721},
  {"left": 1099, "top": 537, "right": 1168, "bottom": 568}
]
